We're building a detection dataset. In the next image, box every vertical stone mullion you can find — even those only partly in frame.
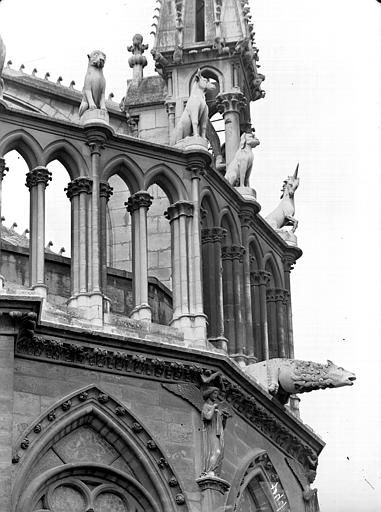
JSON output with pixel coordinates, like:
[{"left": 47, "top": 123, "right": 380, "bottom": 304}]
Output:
[
  {"left": 240, "top": 212, "right": 255, "bottom": 360},
  {"left": 0, "top": 158, "right": 8, "bottom": 288},
  {"left": 89, "top": 143, "right": 101, "bottom": 293},
  {"left": 25, "top": 166, "right": 52, "bottom": 297},
  {"left": 127, "top": 191, "right": 153, "bottom": 321},
  {"left": 216, "top": 91, "right": 247, "bottom": 166},
  {"left": 231, "top": 245, "right": 246, "bottom": 360},
  {"left": 70, "top": 194, "right": 79, "bottom": 295},
  {"left": 252, "top": 270, "right": 271, "bottom": 360},
  {"left": 222, "top": 247, "right": 235, "bottom": 353},
  {"left": 275, "top": 289, "right": 287, "bottom": 358},
  {"left": 99, "top": 182, "right": 113, "bottom": 298}
]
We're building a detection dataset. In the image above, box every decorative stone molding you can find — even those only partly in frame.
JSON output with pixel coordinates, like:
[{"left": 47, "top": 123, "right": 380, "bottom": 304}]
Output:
[
  {"left": 99, "top": 181, "right": 113, "bottom": 201},
  {"left": 201, "top": 227, "right": 226, "bottom": 245},
  {"left": 164, "top": 201, "right": 193, "bottom": 222},
  {"left": 125, "top": 191, "right": 153, "bottom": 213},
  {"left": 196, "top": 475, "right": 230, "bottom": 494},
  {"left": 65, "top": 177, "right": 92, "bottom": 199},
  {"left": 14, "top": 320, "right": 320, "bottom": 474},
  {"left": 216, "top": 91, "right": 246, "bottom": 115},
  {"left": 185, "top": 152, "right": 210, "bottom": 179},
  {"left": 250, "top": 270, "right": 271, "bottom": 287},
  {"left": 128, "top": 34, "right": 148, "bottom": 69},
  {"left": 25, "top": 166, "right": 52, "bottom": 189}
]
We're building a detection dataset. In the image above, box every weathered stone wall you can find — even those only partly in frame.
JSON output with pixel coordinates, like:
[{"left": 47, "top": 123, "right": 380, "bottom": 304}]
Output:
[
  {"left": 0, "top": 244, "right": 172, "bottom": 325},
  {"left": 12, "top": 357, "right": 306, "bottom": 511}
]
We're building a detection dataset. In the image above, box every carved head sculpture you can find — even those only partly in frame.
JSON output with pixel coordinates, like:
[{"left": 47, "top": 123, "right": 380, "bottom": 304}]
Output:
[
  {"left": 202, "top": 386, "right": 220, "bottom": 401},
  {"left": 194, "top": 69, "right": 216, "bottom": 92},
  {"left": 324, "top": 360, "right": 356, "bottom": 388},
  {"left": 87, "top": 50, "right": 106, "bottom": 69},
  {"left": 281, "top": 163, "right": 300, "bottom": 199},
  {"left": 240, "top": 131, "right": 260, "bottom": 150}
]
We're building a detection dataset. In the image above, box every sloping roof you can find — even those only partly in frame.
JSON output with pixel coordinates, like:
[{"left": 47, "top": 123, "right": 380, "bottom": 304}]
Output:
[{"left": 124, "top": 76, "right": 166, "bottom": 107}]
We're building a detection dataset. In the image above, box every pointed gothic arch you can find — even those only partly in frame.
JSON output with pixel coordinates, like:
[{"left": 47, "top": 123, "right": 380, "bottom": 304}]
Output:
[
  {"left": 43, "top": 140, "right": 89, "bottom": 180},
  {"left": 102, "top": 154, "right": 144, "bottom": 194},
  {"left": 227, "top": 450, "right": 291, "bottom": 512},
  {"left": 12, "top": 385, "right": 188, "bottom": 512},
  {"left": 143, "top": 163, "right": 189, "bottom": 204},
  {"left": 0, "top": 128, "right": 43, "bottom": 169}
]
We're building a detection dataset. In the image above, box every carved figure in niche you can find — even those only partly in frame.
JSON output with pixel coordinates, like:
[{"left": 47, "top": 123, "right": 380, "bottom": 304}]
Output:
[
  {"left": 244, "top": 358, "right": 356, "bottom": 404},
  {"left": 265, "top": 164, "right": 300, "bottom": 232},
  {"left": 0, "top": 33, "right": 6, "bottom": 99},
  {"left": 162, "top": 370, "right": 232, "bottom": 478},
  {"left": 175, "top": 69, "right": 215, "bottom": 142},
  {"left": 79, "top": 50, "right": 107, "bottom": 117},
  {"left": 224, "top": 131, "right": 260, "bottom": 187}
]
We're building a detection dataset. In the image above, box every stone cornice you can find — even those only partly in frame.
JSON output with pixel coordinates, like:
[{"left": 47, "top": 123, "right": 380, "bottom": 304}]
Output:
[
  {"left": 14, "top": 317, "right": 323, "bottom": 474},
  {"left": 25, "top": 166, "right": 52, "bottom": 189},
  {"left": 125, "top": 191, "right": 153, "bottom": 213},
  {"left": 65, "top": 177, "right": 92, "bottom": 199}
]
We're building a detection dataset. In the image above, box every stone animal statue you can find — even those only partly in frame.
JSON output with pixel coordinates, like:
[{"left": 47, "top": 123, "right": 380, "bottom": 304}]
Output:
[
  {"left": 225, "top": 131, "right": 260, "bottom": 187},
  {"left": 78, "top": 50, "right": 107, "bottom": 117},
  {"left": 175, "top": 69, "right": 215, "bottom": 142},
  {"left": 0, "top": 33, "right": 6, "bottom": 99},
  {"left": 244, "top": 358, "right": 356, "bottom": 404},
  {"left": 265, "top": 164, "right": 299, "bottom": 232}
]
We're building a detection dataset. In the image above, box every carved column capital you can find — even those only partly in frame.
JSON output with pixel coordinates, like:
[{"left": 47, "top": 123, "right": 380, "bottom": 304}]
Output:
[
  {"left": 222, "top": 244, "right": 245, "bottom": 261},
  {"left": 250, "top": 270, "right": 271, "bottom": 286},
  {"left": 273, "top": 288, "right": 289, "bottom": 303},
  {"left": 25, "top": 167, "right": 52, "bottom": 190},
  {"left": 125, "top": 191, "right": 153, "bottom": 213},
  {"left": 201, "top": 227, "right": 227, "bottom": 245},
  {"left": 0, "top": 157, "right": 8, "bottom": 180},
  {"left": 164, "top": 201, "right": 194, "bottom": 222},
  {"left": 239, "top": 207, "right": 255, "bottom": 228},
  {"left": 65, "top": 177, "right": 92, "bottom": 199},
  {"left": 266, "top": 288, "right": 276, "bottom": 302},
  {"left": 99, "top": 182, "right": 113, "bottom": 201},
  {"left": 216, "top": 90, "right": 247, "bottom": 115}
]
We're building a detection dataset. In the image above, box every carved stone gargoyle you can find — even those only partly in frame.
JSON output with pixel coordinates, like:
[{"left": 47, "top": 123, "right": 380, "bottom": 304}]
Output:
[{"left": 244, "top": 358, "right": 356, "bottom": 405}]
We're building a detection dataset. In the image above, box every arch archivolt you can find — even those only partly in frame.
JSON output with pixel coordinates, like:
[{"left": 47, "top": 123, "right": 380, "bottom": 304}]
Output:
[
  {"left": 263, "top": 252, "right": 283, "bottom": 288},
  {"left": 102, "top": 154, "right": 144, "bottom": 194},
  {"left": 219, "top": 207, "right": 241, "bottom": 245},
  {"left": 43, "top": 139, "right": 89, "bottom": 179},
  {"left": 0, "top": 129, "right": 43, "bottom": 169},
  {"left": 12, "top": 385, "right": 188, "bottom": 512},
  {"left": 143, "top": 163, "right": 188, "bottom": 204},
  {"left": 200, "top": 188, "right": 219, "bottom": 227}
]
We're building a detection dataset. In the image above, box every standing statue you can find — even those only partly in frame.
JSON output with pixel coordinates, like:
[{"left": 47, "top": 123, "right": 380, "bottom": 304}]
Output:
[
  {"left": 175, "top": 69, "right": 215, "bottom": 142},
  {"left": 0, "top": 33, "right": 6, "bottom": 100},
  {"left": 201, "top": 385, "right": 229, "bottom": 477},
  {"left": 265, "top": 164, "right": 300, "bottom": 232},
  {"left": 225, "top": 131, "right": 260, "bottom": 187},
  {"left": 79, "top": 50, "right": 107, "bottom": 117}
]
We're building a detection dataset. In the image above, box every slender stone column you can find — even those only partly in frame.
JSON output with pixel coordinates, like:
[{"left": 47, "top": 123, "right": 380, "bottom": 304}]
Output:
[
  {"left": 216, "top": 90, "right": 246, "bottom": 166},
  {"left": 25, "top": 166, "right": 52, "bottom": 297},
  {"left": 266, "top": 288, "right": 277, "bottom": 358},
  {"left": 239, "top": 210, "right": 255, "bottom": 360},
  {"left": 126, "top": 191, "right": 153, "bottom": 322},
  {"left": 252, "top": 270, "right": 271, "bottom": 360},
  {"left": 283, "top": 255, "right": 296, "bottom": 358},
  {"left": 165, "top": 100, "right": 176, "bottom": 144},
  {"left": 231, "top": 245, "right": 246, "bottom": 361},
  {"left": 275, "top": 288, "right": 288, "bottom": 358},
  {"left": 99, "top": 182, "right": 113, "bottom": 302},
  {"left": 201, "top": 227, "right": 227, "bottom": 350},
  {"left": 65, "top": 178, "right": 92, "bottom": 299},
  {"left": 221, "top": 247, "right": 235, "bottom": 353},
  {"left": 0, "top": 158, "right": 8, "bottom": 289}
]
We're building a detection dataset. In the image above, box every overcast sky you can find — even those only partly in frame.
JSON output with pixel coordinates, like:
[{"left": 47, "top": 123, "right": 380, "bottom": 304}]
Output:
[{"left": 1, "top": 1, "right": 381, "bottom": 510}]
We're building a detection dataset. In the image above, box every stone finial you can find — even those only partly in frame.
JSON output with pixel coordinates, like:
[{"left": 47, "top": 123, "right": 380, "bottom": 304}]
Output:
[
  {"left": 46, "top": 241, "right": 53, "bottom": 250},
  {"left": 78, "top": 50, "right": 107, "bottom": 121},
  {"left": 59, "top": 247, "right": 65, "bottom": 255},
  {"left": 22, "top": 229, "right": 29, "bottom": 237},
  {"left": 6, "top": 60, "right": 12, "bottom": 68},
  {"left": 108, "top": 92, "right": 114, "bottom": 100},
  {"left": 44, "top": 72, "right": 50, "bottom": 80},
  {"left": 0, "top": 33, "right": 6, "bottom": 99},
  {"left": 128, "top": 34, "right": 148, "bottom": 83},
  {"left": 19, "top": 64, "right": 25, "bottom": 72},
  {"left": 56, "top": 76, "right": 63, "bottom": 85},
  {"left": 69, "top": 80, "right": 76, "bottom": 89},
  {"left": 10, "top": 222, "right": 17, "bottom": 231},
  {"left": 32, "top": 68, "right": 37, "bottom": 77}
]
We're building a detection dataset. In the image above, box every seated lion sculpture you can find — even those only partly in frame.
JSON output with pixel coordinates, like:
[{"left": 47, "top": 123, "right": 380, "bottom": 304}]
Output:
[{"left": 79, "top": 50, "right": 107, "bottom": 117}]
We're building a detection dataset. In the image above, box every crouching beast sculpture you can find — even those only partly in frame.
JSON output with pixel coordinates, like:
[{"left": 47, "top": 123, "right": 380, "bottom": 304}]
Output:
[
  {"left": 79, "top": 50, "right": 107, "bottom": 117},
  {"left": 244, "top": 358, "right": 356, "bottom": 404},
  {"left": 175, "top": 68, "right": 215, "bottom": 142}
]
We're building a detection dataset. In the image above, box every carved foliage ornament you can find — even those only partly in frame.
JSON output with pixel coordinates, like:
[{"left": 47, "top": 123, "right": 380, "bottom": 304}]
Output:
[{"left": 25, "top": 167, "right": 52, "bottom": 189}]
